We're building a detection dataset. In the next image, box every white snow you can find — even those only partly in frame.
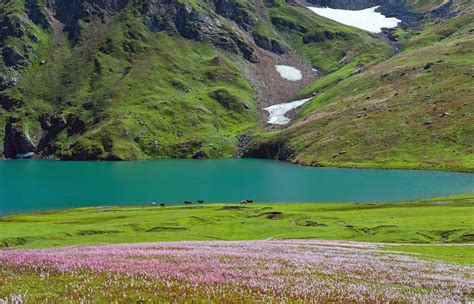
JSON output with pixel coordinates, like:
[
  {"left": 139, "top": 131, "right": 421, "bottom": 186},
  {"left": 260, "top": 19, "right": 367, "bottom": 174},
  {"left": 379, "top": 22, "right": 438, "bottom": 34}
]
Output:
[
  {"left": 307, "top": 6, "right": 400, "bottom": 33},
  {"left": 275, "top": 65, "right": 303, "bottom": 81},
  {"left": 264, "top": 97, "right": 312, "bottom": 125}
]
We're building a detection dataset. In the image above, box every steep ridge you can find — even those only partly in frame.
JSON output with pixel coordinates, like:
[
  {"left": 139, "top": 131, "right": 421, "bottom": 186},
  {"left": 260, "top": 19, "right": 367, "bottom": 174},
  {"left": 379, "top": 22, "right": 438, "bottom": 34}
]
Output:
[
  {"left": 243, "top": 3, "right": 474, "bottom": 172},
  {"left": 0, "top": 0, "right": 390, "bottom": 160}
]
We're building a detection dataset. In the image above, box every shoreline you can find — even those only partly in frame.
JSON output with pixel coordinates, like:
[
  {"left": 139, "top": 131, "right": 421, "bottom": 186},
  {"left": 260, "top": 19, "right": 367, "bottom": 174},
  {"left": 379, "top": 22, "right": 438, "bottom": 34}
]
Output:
[
  {"left": 1, "top": 193, "right": 473, "bottom": 218},
  {"left": 1, "top": 156, "right": 473, "bottom": 173}
]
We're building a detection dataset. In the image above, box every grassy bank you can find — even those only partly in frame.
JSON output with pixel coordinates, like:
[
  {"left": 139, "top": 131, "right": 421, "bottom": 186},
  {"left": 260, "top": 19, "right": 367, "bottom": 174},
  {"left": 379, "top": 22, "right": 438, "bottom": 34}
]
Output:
[{"left": 1, "top": 195, "right": 473, "bottom": 264}]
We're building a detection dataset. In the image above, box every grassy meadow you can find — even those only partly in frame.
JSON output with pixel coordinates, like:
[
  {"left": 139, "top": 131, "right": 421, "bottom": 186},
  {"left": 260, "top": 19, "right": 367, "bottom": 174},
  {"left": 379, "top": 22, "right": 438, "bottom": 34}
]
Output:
[
  {"left": 1, "top": 194, "right": 473, "bottom": 264},
  {"left": 0, "top": 195, "right": 473, "bottom": 302}
]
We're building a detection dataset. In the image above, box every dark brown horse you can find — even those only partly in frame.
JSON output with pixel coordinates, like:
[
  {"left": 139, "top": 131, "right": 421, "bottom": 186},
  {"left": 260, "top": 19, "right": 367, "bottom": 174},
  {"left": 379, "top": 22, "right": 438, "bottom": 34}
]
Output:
[{"left": 184, "top": 201, "right": 193, "bottom": 205}]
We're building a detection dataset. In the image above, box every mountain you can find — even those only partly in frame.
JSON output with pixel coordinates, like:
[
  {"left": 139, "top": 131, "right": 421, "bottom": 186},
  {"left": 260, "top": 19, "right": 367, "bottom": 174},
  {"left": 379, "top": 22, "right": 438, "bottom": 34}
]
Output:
[
  {"left": 242, "top": 0, "right": 474, "bottom": 172},
  {"left": 0, "top": 0, "right": 472, "bottom": 171},
  {"left": 0, "top": 0, "right": 390, "bottom": 160}
]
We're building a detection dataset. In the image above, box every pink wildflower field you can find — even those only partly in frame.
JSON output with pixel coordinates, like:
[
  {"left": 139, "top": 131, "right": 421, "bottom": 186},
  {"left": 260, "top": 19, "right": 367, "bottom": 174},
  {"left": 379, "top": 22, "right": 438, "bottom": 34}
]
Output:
[{"left": 0, "top": 240, "right": 472, "bottom": 303}]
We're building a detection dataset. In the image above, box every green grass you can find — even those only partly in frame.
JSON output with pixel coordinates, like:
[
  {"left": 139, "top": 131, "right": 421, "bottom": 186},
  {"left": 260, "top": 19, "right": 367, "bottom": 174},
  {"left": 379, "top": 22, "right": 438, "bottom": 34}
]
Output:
[
  {"left": 1, "top": 195, "right": 473, "bottom": 265},
  {"left": 0, "top": 0, "right": 393, "bottom": 161},
  {"left": 1, "top": 1, "right": 261, "bottom": 160},
  {"left": 248, "top": 10, "right": 474, "bottom": 172},
  {"left": 0, "top": 195, "right": 472, "bottom": 302},
  {"left": 384, "top": 245, "right": 474, "bottom": 265}
]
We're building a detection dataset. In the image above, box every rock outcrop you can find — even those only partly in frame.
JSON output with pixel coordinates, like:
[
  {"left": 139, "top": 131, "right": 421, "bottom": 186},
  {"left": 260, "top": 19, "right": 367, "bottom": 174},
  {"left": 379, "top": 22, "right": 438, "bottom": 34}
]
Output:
[
  {"left": 2, "top": 118, "right": 37, "bottom": 159},
  {"left": 252, "top": 32, "right": 285, "bottom": 55},
  {"left": 242, "top": 137, "right": 293, "bottom": 161},
  {"left": 144, "top": 0, "right": 257, "bottom": 62},
  {"left": 0, "top": 93, "right": 22, "bottom": 111},
  {"left": 213, "top": 0, "right": 255, "bottom": 31}
]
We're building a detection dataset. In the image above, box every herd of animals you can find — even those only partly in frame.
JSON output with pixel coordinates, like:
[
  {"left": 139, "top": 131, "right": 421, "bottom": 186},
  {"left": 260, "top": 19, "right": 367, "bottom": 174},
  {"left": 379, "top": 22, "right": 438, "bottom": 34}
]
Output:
[{"left": 151, "top": 200, "right": 254, "bottom": 208}]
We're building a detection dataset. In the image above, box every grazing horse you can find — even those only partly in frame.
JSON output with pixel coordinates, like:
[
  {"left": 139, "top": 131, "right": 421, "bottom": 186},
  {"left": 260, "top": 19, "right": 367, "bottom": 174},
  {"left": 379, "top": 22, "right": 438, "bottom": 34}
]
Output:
[
  {"left": 184, "top": 201, "right": 193, "bottom": 205},
  {"left": 240, "top": 200, "right": 247, "bottom": 205},
  {"left": 197, "top": 200, "right": 204, "bottom": 204},
  {"left": 160, "top": 203, "right": 166, "bottom": 208}
]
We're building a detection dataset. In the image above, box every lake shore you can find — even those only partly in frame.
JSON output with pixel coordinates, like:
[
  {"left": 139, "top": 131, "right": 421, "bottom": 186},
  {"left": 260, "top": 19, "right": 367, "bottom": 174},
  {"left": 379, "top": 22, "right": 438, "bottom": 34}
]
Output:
[
  {"left": 1, "top": 194, "right": 472, "bottom": 253},
  {"left": 3, "top": 155, "right": 474, "bottom": 173}
]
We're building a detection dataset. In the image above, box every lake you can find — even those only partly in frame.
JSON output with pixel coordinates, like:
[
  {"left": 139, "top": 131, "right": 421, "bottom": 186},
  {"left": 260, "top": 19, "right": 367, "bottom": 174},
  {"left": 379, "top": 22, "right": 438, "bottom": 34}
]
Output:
[{"left": 0, "top": 159, "right": 472, "bottom": 215}]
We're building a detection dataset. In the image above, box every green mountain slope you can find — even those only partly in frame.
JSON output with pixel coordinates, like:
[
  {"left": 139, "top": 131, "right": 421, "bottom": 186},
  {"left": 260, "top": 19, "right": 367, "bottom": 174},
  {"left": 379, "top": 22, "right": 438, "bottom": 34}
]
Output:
[
  {"left": 243, "top": 4, "right": 474, "bottom": 172},
  {"left": 1, "top": 0, "right": 472, "bottom": 171},
  {"left": 0, "top": 0, "right": 390, "bottom": 160}
]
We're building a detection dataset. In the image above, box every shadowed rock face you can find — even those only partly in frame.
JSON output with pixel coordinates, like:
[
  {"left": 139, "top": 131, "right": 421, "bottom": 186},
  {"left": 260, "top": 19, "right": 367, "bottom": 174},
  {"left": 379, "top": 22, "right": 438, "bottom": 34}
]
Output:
[
  {"left": 144, "top": 0, "right": 257, "bottom": 61},
  {"left": 25, "top": 0, "right": 50, "bottom": 28},
  {"left": 3, "top": 118, "right": 37, "bottom": 159},
  {"left": 29, "top": 0, "right": 258, "bottom": 61},
  {"left": 242, "top": 138, "right": 293, "bottom": 161},
  {"left": 212, "top": 0, "right": 255, "bottom": 31},
  {"left": 252, "top": 32, "right": 285, "bottom": 55},
  {"left": 47, "top": 0, "right": 130, "bottom": 19},
  {"left": 0, "top": 94, "right": 22, "bottom": 111},
  {"left": 42, "top": 0, "right": 129, "bottom": 39}
]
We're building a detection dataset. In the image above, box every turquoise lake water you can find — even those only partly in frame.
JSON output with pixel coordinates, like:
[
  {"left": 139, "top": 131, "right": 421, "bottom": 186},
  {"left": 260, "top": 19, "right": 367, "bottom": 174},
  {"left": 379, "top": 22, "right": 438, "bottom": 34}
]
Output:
[{"left": 0, "top": 159, "right": 472, "bottom": 214}]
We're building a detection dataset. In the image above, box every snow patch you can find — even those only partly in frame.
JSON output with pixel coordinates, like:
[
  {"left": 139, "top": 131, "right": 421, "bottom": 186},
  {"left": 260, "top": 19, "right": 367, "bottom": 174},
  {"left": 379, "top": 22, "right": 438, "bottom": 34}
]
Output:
[
  {"left": 307, "top": 6, "right": 400, "bottom": 33},
  {"left": 275, "top": 65, "right": 303, "bottom": 81},
  {"left": 264, "top": 97, "right": 312, "bottom": 125}
]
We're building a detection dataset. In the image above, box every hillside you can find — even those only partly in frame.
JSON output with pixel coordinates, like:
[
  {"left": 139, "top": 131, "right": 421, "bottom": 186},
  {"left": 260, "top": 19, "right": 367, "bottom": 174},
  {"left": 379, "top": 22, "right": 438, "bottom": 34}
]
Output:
[
  {"left": 0, "top": 0, "right": 472, "bottom": 171},
  {"left": 243, "top": 1, "right": 474, "bottom": 172},
  {"left": 0, "top": 0, "right": 390, "bottom": 160}
]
